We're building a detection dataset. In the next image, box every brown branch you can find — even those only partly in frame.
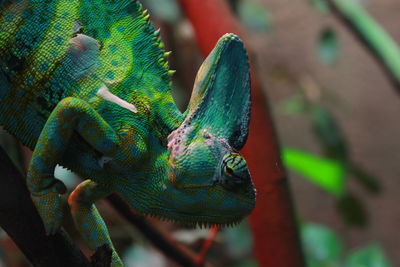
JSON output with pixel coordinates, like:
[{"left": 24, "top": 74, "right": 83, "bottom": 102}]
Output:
[{"left": 0, "top": 147, "right": 90, "bottom": 267}]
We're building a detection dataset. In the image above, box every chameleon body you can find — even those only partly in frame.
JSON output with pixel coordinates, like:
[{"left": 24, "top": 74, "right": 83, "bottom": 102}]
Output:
[{"left": 0, "top": 0, "right": 255, "bottom": 265}]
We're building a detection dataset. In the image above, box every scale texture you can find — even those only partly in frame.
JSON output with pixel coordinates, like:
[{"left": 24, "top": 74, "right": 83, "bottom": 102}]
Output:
[{"left": 0, "top": 0, "right": 255, "bottom": 265}]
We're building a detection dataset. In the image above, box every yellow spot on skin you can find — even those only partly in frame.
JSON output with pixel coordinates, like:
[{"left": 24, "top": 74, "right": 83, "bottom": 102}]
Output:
[{"left": 168, "top": 156, "right": 177, "bottom": 184}]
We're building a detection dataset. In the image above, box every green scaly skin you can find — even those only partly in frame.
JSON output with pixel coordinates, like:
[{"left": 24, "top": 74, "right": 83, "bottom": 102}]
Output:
[{"left": 0, "top": 0, "right": 255, "bottom": 265}]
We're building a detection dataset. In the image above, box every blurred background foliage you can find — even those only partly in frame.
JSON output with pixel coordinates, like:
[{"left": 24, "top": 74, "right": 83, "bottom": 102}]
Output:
[{"left": 0, "top": 0, "right": 399, "bottom": 266}]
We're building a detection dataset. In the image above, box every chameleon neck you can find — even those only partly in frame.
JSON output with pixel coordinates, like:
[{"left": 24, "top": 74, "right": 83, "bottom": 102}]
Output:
[{"left": 157, "top": 102, "right": 185, "bottom": 136}]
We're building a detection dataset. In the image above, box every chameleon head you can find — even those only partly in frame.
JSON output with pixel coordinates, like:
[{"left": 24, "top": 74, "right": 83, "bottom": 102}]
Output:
[
  {"left": 162, "top": 33, "right": 255, "bottom": 226},
  {"left": 116, "top": 33, "right": 255, "bottom": 226}
]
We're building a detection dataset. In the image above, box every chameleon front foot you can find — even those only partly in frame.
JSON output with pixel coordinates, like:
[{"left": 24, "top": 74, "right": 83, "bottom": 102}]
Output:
[
  {"left": 26, "top": 97, "right": 120, "bottom": 234},
  {"left": 30, "top": 178, "right": 67, "bottom": 235},
  {"left": 69, "top": 180, "right": 122, "bottom": 266}
]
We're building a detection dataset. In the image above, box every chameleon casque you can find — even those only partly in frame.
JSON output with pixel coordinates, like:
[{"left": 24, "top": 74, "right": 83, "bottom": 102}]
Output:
[{"left": 0, "top": 0, "right": 255, "bottom": 265}]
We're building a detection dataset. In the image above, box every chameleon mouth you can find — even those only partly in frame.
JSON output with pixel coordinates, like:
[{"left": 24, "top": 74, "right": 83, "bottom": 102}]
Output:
[
  {"left": 142, "top": 210, "right": 245, "bottom": 228},
  {"left": 116, "top": 183, "right": 255, "bottom": 228},
  {"left": 141, "top": 187, "right": 255, "bottom": 228}
]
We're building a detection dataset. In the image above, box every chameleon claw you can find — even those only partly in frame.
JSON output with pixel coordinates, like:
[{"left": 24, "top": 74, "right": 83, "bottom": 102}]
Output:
[
  {"left": 45, "top": 225, "right": 55, "bottom": 236},
  {"left": 31, "top": 189, "right": 66, "bottom": 236},
  {"left": 46, "top": 220, "right": 62, "bottom": 235}
]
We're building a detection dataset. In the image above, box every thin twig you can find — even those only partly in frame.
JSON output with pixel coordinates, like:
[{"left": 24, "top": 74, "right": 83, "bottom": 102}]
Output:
[{"left": 195, "top": 226, "right": 220, "bottom": 266}]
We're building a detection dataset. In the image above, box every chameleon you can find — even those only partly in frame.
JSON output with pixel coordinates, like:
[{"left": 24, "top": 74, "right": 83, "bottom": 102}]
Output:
[{"left": 0, "top": 0, "right": 255, "bottom": 265}]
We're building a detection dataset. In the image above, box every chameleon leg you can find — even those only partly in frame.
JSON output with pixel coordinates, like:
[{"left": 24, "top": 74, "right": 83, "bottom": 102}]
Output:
[
  {"left": 27, "top": 97, "right": 120, "bottom": 235},
  {"left": 68, "top": 180, "right": 122, "bottom": 266}
]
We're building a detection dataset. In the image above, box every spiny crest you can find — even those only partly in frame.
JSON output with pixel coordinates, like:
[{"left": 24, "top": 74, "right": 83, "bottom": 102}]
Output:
[
  {"left": 132, "top": 2, "right": 176, "bottom": 81},
  {"left": 0, "top": 0, "right": 183, "bottom": 148},
  {"left": 140, "top": 6, "right": 174, "bottom": 80}
]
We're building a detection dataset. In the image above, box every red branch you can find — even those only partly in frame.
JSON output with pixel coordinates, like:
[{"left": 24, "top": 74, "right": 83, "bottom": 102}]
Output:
[
  {"left": 196, "top": 226, "right": 220, "bottom": 266},
  {"left": 178, "top": 1, "right": 305, "bottom": 266}
]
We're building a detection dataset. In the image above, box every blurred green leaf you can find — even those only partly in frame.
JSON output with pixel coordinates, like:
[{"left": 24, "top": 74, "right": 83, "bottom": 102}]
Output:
[
  {"left": 349, "top": 164, "right": 381, "bottom": 194},
  {"left": 224, "top": 220, "right": 253, "bottom": 257},
  {"left": 309, "top": 0, "right": 370, "bottom": 15},
  {"left": 238, "top": 0, "right": 271, "bottom": 32},
  {"left": 346, "top": 244, "right": 392, "bottom": 267},
  {"left": 301, "top": 223, "right": 343, "bottom": 266},
  {"left": 227, "top": 0, "right": 240, "bottom": 14},
  {"left": 282, "top": 147, "right": 345, "bottom": 197},
  {"left": 309, "top": 0, "right": 330, "bottom": 14},
  {"left": 350, "top": 0, "right": 371, "bottom": 8},
  {"left": 311, "top": 106, "right": 348, "bottom": 162},
  {"left": 317, "top": 28, "right": 340, "bottom": 65},
  {"left": 336, "top": 194, "right": 367, "bottom": 227},
  {"left": 279, "top": 94, "right": 308, "bottom": 115},
  {"left": 332, "top": 0, "right": 400, "bottom": 85},
  {"left": 141, "top": 0, "right": 181, "bottom": 23}
]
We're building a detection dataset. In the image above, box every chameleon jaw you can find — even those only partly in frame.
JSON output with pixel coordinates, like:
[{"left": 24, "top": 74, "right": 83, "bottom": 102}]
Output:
[
  {"left": 116, "top": 171, "right": 255, "bottom": 229},
  {"left": 145, "top": 212, "right": 244, "bottom": 228}
]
